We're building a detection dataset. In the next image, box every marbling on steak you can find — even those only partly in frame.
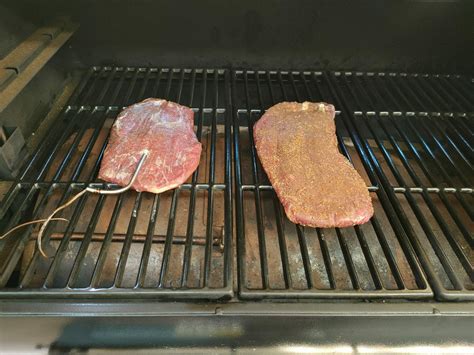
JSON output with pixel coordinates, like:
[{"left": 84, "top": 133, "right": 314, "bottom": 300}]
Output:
[
  {"left": 253, "top": 102, "right": 373, "bottom": 228},
  {"left": 99, "top": 98, "right": 201, "bottom": 193}
]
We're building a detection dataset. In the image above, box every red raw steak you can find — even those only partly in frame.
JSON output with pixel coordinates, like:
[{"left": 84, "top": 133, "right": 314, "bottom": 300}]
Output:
[
  {"left": 99, "top": 98, "right": 201, "bottom": 193},
  {"left": 253, "top": 102, "right": 373, "bottom": 228}
]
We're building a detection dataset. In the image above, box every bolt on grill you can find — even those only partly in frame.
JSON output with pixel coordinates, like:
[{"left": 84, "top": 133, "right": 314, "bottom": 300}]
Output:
[
  {"left": 0, "top": 66, "right": 472, "bottom": 301},
  {"left": 0, "top": 67, "right": 233, "bottom": 299}
]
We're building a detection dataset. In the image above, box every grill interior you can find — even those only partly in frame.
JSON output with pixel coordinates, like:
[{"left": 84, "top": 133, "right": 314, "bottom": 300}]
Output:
[{"left": 0, "top": 66, "right": 472, "bottom": 301}]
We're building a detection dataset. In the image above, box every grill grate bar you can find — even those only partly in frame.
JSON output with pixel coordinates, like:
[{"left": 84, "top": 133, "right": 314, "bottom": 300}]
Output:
[
  {"left": 114, "top": 193, "right": 143, "bottom": 287},
  {"left": 233, "top": 69, "right": 433, "bottom": 299},
  {"left": 0, "top": 188, "right": 38, "bottom": 282},
  {"left": 378, "top": 116, "right": 472, "bottom": 275},
  {"left": 440, "top": 76, "right": 473, "bottom": 111},
  {"left": 361, "top": 75, "right": 473, "bottom": 220},
  {"left": 180, "top": 69, "right": 201, "bottom": 287},
  {"left": 90, "top": 194, "right": 126, "bottom": 288},
  {"left": 202, "top": 71, "right": 219, "bottom": 287},
  {"left": 1, "top": 107, "right": 117, "bottom": 283},
  {"left": 136, "top": 194, "right": 160, "bottom": 288},
  {"left": 231, "top": 71, "right": 247, "bottom": 293},
  {"left": 421, "top": 76, "right": 464, "bottom": 113},
  {"left": 136, "top": 68, "right": 152, "bottom": 102},
  {"left": 181, "top": 69, "right": 205, "bottom": 287},
  {"left": 164, "top": 69, "right": 174, "bottom": 101},
  {"left": 307, "top": 74, "right": 383, "bottom": 291},
  {"left": 370, "top": 215, "right": 405, "bottom": 289},
  {"left": 328, "top": 71, "right": 473, "bottom": 299},
  {"left": 367, "top": 76, "right": 474, "bottom": 235},
  {"left": 393, "top": 79, "right": 472, "bottom": 187},
  {"left": 322, "top": 72, "right": 431, "bottom": 290},
  {"left": 372, "top": 77, "right": 467, "bottom": 191},
  {"left": 222, "top": 71, "right": 233, "bottom": 289},
  {"left": 43, "top": 192, "right": 90, "bottom": 288},
  {"left": 297, "top": 76, "right": 338, "bottom": 290},
  {"left": 241, "top": 184, "right": 472, "bottom": 194},
  {"left": 314, "top": 75, "right": 385, "bottom": 291},
  {"left": 151, "top": 68, "right": 163, "bottom": 98},
  {"left": 288, "top": 72, "right": 301, "bottom": 102},
  {"left": 457, "top": 117, "right": 474, "bottom": 137},
  {"left": 0, "top": 66, "right": 233, "bottom": 299},
  {"left": 260, "top": 71, "right": 295, "bottom": 288},
  {"left": 0, "top": 66, "right": 470, "bottom": 301},
  {"left": 19, "top": 68, "right": 144, "bottom": 288},
  {"left": 316, "top": 228, "right": 336, "bottom": 289},
  {"left": 354, "top": 225, "right": 384, "bottom": 290},
  {"left": 304, "top": 72, "right": 404, "bottom": 289},
  {"left": 295, "top": 226, "right": 313, "bottom": 288},
  {"left": 31, "top": 110, "right": 82, "bottom": 182},
  {"left": 266, "top": 72, "right": 296, "bottom": 289},
  {"left": 246, "top": 71, "right": 271, "bottom": 288},
  {"left": 272, "top": 196, "right": 292, "bottom": 289},
  {"left": 335, "top": 74, "right": 460, "bottom": 285},
  {"left": 353, "top": 75, "right": 474, "bottom": 283},
  {"left": 390, "top": 77, "right": 469, "bottom": 177},
  {"left": 50, "top": 111, "right": 95, "bottom": 182},
  {"left": 409, "top": 76, "right": 449, "bottom": 112},
  {"left": 67, "top": 194, "right": 107, "bottom": 287},
  {"left": 408, "top": 119, "right": 473, "bottom": 215},
  {"left": 335, "top": 228, "right": 360, "bottom": 290},
  {"left": 43, "top": 70, "right": 115, "bottom": 185},
  {"left": 18, "top": 188, "right": 86, "bottom": 287},
  {"left": 160, "top": 69, "right": 189, "bottom": 288},
  {"left": 314, "top": 71, "right": 382, "bottom": 292},
  {"left": 236, "top": 109, "right": 471, "bottom": 117},
  {"left": 429, "top": 119, "right": 472, "bottom": 170},
  {"left": 176, "top": 69, "right": 186, "bottom": 103},
  {"left": 158, "top": 189, "right": 179, "bottom": 287},
  {"left": 277, "top": 72, "right": 288, "bottom": 101}
]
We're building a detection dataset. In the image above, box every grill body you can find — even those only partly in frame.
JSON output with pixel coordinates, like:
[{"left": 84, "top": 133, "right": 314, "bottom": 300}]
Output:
[{"left": 0, "top": 0, "right": 472, "bottom": 352}]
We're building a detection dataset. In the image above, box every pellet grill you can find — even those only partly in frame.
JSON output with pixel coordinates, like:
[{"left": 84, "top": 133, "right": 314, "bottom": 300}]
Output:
[{"left": 0, "top": 1, "right": 473, "bottom": 353}]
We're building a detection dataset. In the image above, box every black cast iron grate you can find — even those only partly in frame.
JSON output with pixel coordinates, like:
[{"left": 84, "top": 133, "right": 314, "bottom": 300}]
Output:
[
  {"left": 0, "top": 67, "right": 233, "bottom": 299},
  {"left": 0, "top": 66, "right": 472, "bottom": 301},
  {"left": 232, "top": 70, "right": 472, "bottom": 300}
]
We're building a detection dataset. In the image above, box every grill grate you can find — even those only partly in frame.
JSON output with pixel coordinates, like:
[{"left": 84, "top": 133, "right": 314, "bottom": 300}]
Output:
[
  {"left": 331, "top": 72, "right": 473, "bottom": 300},
  {"left": 0, "top": 66, "right": 472, "bottom": 301},
  {"left": 232, "top": 70, "right": 472, "bottom": 300},
  {"left": 0, "top": 67, "right": 233, "bottom": 299}
]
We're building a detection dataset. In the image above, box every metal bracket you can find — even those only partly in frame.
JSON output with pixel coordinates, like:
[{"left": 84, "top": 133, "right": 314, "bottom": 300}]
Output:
[
  {"left": 0, "top": 126, "right": 26, "bottom": 179},
  {"left": 0, "top": 19, "right": 78, "bottom": 113}
]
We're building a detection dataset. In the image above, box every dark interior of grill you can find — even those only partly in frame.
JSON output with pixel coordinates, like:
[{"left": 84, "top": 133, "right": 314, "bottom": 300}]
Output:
[{"left": 0, "top": 0, "right": 473, "bottom": 350}]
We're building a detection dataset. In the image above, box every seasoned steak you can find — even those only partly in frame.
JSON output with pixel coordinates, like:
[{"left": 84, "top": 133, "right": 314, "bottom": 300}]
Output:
[
  {"left": 253, "top": 102, "right": 373, "bottom": 228},
  {"left": 99, "top": 98, "right": 201, "bottom": 193}
]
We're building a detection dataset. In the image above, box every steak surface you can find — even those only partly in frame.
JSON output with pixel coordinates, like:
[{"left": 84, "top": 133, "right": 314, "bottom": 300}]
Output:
[
  {"left": 99, "top": 98, "right": 202, "bottom": 193},
  {"left": 253, "top": 102, "right": 373, "bottom": 228}
]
